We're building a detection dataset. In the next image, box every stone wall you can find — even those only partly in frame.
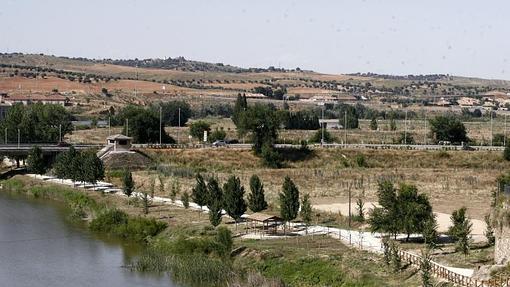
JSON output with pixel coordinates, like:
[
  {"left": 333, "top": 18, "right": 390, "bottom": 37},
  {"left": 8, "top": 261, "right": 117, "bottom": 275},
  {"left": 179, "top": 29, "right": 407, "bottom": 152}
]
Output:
[{"left": 495, "top": 223, "right": 510, "bottom": 265}]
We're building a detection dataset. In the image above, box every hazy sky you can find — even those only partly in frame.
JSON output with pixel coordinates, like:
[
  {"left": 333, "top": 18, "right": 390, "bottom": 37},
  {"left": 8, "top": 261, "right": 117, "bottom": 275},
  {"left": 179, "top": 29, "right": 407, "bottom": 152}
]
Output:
[{"left": 1, "top": 0, "right": 509, "bottom": 79}]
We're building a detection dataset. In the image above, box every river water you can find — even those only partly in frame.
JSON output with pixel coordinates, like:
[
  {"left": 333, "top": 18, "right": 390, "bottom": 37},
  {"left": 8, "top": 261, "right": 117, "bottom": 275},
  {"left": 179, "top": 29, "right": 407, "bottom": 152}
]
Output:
[{"left": 0, "top": 192, "right": 177, "bottom": 287}]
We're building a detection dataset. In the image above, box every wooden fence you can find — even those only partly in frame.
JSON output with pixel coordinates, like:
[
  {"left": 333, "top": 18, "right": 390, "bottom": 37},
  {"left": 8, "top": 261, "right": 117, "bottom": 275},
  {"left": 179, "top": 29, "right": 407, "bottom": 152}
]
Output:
[{"left": 399, "top": 250, "right": 510, "bottom": 287}]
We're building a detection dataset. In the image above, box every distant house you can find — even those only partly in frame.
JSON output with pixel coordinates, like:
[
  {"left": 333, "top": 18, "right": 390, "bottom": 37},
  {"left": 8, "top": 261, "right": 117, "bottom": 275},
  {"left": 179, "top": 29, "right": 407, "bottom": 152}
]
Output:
[
  {"left": 458, "top": 97, "right": 480, "bottom": 107},
  {"left": 0, "top": 93, "right": 68, "bottom": 106},
  {"left": 433, "top": 97, "right": 452, "bottom": 107},
  {"left": 106, "top": 134, "right": 132, "bottom": 152},
  {"left": 318, "top": 119, "right": 343, "bottom": 129}
]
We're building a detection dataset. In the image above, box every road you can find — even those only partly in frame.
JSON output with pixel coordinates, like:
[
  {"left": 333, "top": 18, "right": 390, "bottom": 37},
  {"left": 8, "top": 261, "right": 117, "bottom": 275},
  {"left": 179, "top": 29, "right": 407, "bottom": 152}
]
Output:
[{"left": 133, "top": 142, "right": 505, "bottom": 152}]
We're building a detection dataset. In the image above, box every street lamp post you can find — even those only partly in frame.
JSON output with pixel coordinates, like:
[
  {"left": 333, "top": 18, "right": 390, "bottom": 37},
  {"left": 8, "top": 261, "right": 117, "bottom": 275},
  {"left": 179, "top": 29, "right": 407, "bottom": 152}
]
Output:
[
  {"left": 17, "top": 129, "right": 20, "bottom": 148},
  {"left": 159, "top": 106, "right": 162, "bottom": 145},
  {"left": 178, "top": 108, "right": 181, "bottom": 145}
]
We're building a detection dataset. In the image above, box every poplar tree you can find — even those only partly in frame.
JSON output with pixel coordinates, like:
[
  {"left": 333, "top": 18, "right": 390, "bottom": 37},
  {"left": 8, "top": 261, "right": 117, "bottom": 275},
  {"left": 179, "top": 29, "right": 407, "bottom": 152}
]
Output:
[
  {"left": 122, "top": 169, "right": 134, "bottom": 197},
  {"left": 300, "top": 194, "right": 312, "bottom": 233},
  {"left": 279, "top": 176, "right": 300, "bottom": 233},
  {"left": 207, "top": 177, "right": 223, "bottom": 227},
  {"left": 248, "top": 175, "right": 268, "bottom": 212},
  {"left": 223, "top": 175, "right": 247, "bottom": 227},
  {"left": 191, "top": 173, "right": 208, "bottom": 212}
]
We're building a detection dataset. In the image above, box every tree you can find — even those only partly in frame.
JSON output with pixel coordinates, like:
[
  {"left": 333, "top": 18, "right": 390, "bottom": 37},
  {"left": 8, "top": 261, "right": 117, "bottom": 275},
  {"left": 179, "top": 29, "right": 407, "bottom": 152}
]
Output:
[
  {"left": 215, "top": 226, "right": 233, "bottom": 260},
  {"left": 27, "top": 146, "right": 46, "bottom": 175},
  {"left": 310, "top": 129, "right": 334, "bottom": 143},
  {"left": 247, "top": 175, "right": 268, "bottom": 212},
  {"left": 223, "top": 175, "right": 247, "bottom": 227},
  {"left": 207, "top": 177, "right": 223, "bottom": 227},
  {"left": 181, "top": 191, "right": 190, "bottom": 209},
  {"left": 369, "top": 181, "right": 434, "bottom": 240},
  {"left": 398, "top": 183, "right": 434, "bottom": 241},
  {"left": 122, "top": 170, "right": 134, "bottom": 197},
  {"left": 369, "top": 181, "right": 399, "bottom": 237},
  {"left": 125, "top": 109, "right": 175, "bottom": 144},
  {"left": 420, "top": 248, "right": 433, "bottom": 287},
  {"left": 53, "top": 152, "right": 68, "bottom": 180},
  {"left": 82, "top": 150, "right": 104, "bottom": 186},
  {"left": 394, "top": 132, "right": 415, "bottom": 145},
  {"left": 279, "top": 176, "right": 300, "bottom": 232},
  {"left": 355, "top": 197, "right": 365, "bottom": 222},
  {"left": 189, "top": 120, "right": 211, "bottom": 140},
  {"left": 209, "top": 128, "right": 226, "bottom": 142},
  {"left": 169, "top": 177, "right": 180, "bottom": 202},
  {"left": 191, "top": 174, "right": 208, "bottom": 212},
  {"left": 236, "top": 104, "right": 280, "bottom": 155},
  {"left": 370, "top": 117, "right": 378, "bottom": 130},
  {"left": 300, "top": 194, "right": 312, "bottom": 233},
  {"left": 140, "top": 190, "right": 151, "bottom": 215},
  {"left": 448, "top": 207, "right": 472, "bottom": 255},
  {"left": 504, "top": 142, "right": 510, "bottom": 161},
  {"left": 261, "top": 143, "right": 281, "bottom": 168},
  {"left": 484, "top": 214, "right": 495, "bottom": 246},
  {"left": 423, "top": 217, "right": 438, "bottom": 249},
  {"left": 155, "top": 100, "right": 191, "bottom": 126},
  {"left": 429, "top": 115, "right": 468, "bottom": 144},
  {"left": 232, "top": 93, "right": 248, "bottom": 125}
]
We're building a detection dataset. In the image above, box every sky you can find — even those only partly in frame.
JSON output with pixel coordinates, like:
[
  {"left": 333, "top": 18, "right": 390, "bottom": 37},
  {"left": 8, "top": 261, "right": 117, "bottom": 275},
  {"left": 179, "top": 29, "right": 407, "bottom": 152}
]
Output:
[{"left": 1, "top": 0, "right": 509, "bottom": 80}]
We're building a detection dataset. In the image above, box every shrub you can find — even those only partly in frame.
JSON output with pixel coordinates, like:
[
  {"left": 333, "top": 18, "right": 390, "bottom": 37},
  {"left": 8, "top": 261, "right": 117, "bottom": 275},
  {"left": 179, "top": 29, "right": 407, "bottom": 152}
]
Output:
[{"left": 189, "top": 120, "right": 211, "bottom": 140}]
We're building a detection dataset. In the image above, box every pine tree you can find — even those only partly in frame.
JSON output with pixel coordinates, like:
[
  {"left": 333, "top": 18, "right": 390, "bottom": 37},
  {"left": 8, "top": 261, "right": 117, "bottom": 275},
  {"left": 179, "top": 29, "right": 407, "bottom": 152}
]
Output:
[
  {"left": 181, "top": 191, "right": 190, "bottom": 209},
  {"left": 122, "top": 169, "right": 134, "bottom": 197},
  {"left": 279, "top": 176, "right": 300, "bottom": 233},
  {"left": 247, "top": 175, "right": 268, "bottom": 212},
  {"left": 207, "top": 177, "right": 223, "bottom": 227},
  {"left": 223, "top": 175, "right": 247, "bottom": 227},
  {"left": 27, "top": 146, "right": 46, "bottom": 175},
  {"left": 300, "top": 194, "right": 312, "bottom": 233},
  {"left": 191, "top": 173, "right": 208, "bottom": 212},
  {"left": 448, "top": 207, "right": 472, "bottom": 255}
]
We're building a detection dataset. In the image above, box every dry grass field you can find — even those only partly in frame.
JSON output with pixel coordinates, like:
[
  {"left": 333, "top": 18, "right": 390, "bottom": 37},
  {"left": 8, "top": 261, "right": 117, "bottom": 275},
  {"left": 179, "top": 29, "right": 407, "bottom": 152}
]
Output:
[{"left": 129, "top": 148, "right": 508, "bottom": 221}]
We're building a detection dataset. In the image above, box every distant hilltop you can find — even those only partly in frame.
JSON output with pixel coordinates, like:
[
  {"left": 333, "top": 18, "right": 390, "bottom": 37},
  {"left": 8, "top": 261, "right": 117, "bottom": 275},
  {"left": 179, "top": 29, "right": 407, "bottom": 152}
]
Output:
[{"left": 0, "top": 52, "right": 306, "bottom": 74}]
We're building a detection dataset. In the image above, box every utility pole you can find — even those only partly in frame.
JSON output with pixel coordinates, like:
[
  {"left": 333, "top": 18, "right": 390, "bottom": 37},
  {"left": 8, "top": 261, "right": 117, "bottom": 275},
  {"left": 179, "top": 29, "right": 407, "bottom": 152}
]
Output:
[
  {"left": 59, "top": 124, "right": 62, "bottom": 143},
  {"left": 17, "top": 129, "right": 20, "bottom": 148},
  {"left": 159, "top": 106, "right": 162, "bottom": 145},
  {"left": 4, "top": 128, "right": 6, "bottom": 144},
  {"left": 125, "top": 119, "right": 129, "bottom": 137},
  {"left": 505, "top": 114, "right": 507, "bottom": 147},
  {"left": 424, "top": 114, "right": 427, "bottom": 145},
  {"left": 348, "top": 182, "right": 352, "bottom": 228},
  {"left": 344, "top": 111, "right": 347, "bottom": 145},
  {"left": 404, "top": 110, "right": 408, "bottom": 144},
  {"left": 178, "top": 107, "right": 181, "bottom": 145},
  {"left": 108, "top": 116, "right": 111, "bottom": 136},
  {"left": 490, "top": 111, "right": 493, "bottom": 146},
  {"left": 321, "top": 103, "right": 325, "bottom": 145}
]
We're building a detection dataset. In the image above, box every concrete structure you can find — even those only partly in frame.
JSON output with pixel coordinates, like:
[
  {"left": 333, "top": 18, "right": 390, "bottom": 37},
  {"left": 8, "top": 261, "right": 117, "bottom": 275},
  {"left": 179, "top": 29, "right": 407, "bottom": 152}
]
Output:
[
  {"left": 319, "top": 119, "right": 343, "bottom": 129},
  {"left": 0, "top": 93, "right": 68, "bottom": 106},
  {"left": 106, "top": 134, "right": 132, "bottom": 152}
]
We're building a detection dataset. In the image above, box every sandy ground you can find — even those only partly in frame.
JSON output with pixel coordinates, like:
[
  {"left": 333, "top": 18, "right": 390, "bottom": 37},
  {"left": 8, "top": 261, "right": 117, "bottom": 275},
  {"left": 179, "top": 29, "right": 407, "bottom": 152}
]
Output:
[{"left": 313, "top": 202, "right": 486, "bottom": 241}]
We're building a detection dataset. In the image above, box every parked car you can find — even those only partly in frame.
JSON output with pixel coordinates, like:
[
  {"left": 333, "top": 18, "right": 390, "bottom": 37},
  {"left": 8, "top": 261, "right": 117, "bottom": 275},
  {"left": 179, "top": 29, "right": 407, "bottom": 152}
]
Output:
[
  {"left": 212, "top": 140, "right": 227, "bottom": 147},
  {"left": 226, "top": 139, "right": 239, "bottom": 144}
]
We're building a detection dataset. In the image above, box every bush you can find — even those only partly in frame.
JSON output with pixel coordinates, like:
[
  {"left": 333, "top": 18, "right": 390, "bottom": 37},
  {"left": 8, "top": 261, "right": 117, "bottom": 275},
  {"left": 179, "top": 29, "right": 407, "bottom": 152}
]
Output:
[
  {"left": 504, "top": 144, "right": 510, "bottom": 161},
  {"left": 209, "top": 128, "right": 226, "bottom": 142},
  {"left": 261, "top": 144, "right": 282, "bottom": 168},
  {"left": 355, "top": 154, "right": 367, "bottom": 167},
  {"left": 90, "top": 209, "right": 167, "bottom": 242},
  {"left": 189, "top": 120, "right": 211, "bottom": 140},
  {"left": 309, "top": 129, "right": 334, "bottom": 143}
]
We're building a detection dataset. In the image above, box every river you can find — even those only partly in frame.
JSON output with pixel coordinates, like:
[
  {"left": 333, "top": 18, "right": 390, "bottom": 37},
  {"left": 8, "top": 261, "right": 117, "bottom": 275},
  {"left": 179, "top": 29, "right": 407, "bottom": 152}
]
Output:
[{"left": 0, "top": 192, "right": 177, "bottom": 287}]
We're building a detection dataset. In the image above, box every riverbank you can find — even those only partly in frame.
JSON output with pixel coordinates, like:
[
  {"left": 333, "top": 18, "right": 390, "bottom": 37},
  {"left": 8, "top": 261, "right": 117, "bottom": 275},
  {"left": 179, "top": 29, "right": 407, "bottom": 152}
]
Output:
[{"left": 0, "top": 175, "right": 424, "bottom": 287}]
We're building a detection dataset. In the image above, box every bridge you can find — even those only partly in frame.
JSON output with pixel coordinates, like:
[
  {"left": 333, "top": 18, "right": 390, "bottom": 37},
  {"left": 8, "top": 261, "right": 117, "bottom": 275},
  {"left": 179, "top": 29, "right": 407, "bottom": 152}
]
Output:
[{"left": 0, "top": 144, "right": 103, "bottom": 157}]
